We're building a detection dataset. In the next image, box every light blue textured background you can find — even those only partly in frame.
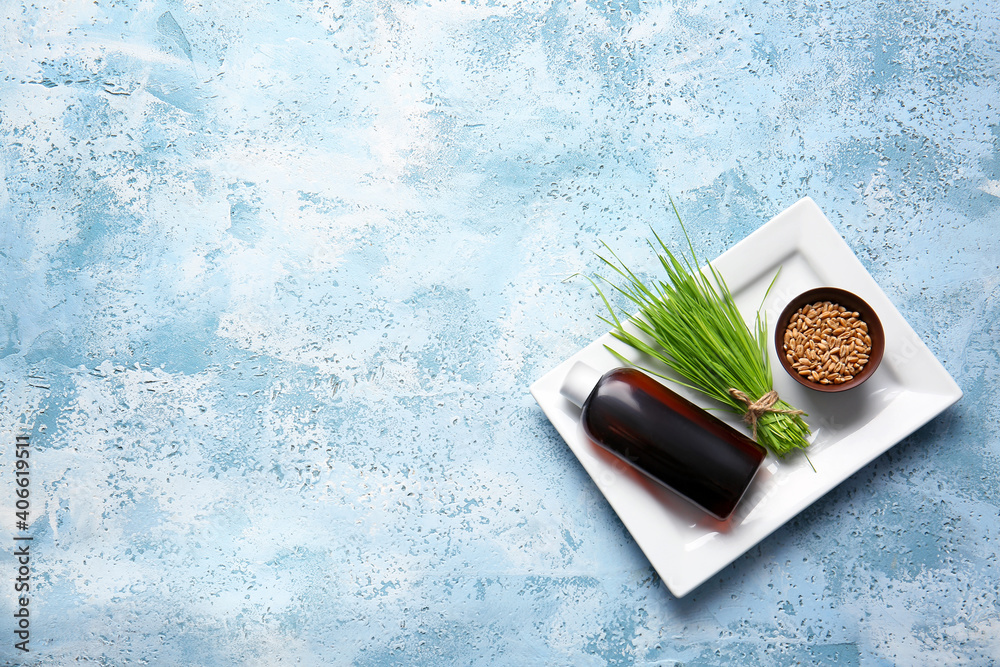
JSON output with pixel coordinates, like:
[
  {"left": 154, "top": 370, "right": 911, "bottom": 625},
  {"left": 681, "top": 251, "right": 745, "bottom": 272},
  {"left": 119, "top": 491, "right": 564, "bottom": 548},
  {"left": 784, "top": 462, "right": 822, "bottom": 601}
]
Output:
[{"left": 1, "top": 0, "right": 998, "bottom": 664}]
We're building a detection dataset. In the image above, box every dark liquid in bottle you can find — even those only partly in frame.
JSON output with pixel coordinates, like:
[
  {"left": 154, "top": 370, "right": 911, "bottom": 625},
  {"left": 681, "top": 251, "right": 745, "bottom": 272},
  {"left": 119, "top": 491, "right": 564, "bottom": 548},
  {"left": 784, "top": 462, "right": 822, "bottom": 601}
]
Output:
[{"left": 582, "top": 368, "right": 766, "bottom": 520}]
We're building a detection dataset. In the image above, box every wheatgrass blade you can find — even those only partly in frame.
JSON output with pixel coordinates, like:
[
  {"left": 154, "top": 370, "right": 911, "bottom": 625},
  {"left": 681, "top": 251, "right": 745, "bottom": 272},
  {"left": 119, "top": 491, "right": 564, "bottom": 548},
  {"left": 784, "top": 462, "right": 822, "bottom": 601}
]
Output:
[{"left": 591, "top": 205, "right": 811, "bottom": 457}]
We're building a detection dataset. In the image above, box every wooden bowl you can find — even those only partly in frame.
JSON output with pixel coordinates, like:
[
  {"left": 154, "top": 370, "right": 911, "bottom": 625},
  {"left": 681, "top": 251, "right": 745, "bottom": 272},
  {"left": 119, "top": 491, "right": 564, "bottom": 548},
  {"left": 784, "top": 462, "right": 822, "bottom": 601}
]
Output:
[{"left": 774, "top": 287, "right": 885, "bottom": 393}]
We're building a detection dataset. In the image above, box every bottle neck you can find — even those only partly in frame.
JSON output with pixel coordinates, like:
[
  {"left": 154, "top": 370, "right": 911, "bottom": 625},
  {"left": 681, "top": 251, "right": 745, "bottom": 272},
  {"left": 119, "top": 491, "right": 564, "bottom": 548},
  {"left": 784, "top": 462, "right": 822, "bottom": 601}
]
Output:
[{"left": 559, "top": 361, "right": 604, "bottom": 408}]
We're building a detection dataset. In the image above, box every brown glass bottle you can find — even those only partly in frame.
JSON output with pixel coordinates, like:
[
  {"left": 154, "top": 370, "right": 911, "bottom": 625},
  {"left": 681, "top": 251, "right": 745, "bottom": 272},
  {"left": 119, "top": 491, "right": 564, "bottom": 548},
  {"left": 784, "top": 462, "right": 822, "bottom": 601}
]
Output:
[{"left": 568, "top": 365, "right": 766, "bottom": 520}]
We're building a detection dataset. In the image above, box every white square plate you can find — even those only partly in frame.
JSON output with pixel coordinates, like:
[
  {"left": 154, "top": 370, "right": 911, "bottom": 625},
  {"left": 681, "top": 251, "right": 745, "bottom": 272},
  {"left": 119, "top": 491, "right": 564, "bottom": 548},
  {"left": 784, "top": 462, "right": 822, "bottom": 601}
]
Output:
[{"left": 529, "top": 197, "right": 963, "bottom": 597}]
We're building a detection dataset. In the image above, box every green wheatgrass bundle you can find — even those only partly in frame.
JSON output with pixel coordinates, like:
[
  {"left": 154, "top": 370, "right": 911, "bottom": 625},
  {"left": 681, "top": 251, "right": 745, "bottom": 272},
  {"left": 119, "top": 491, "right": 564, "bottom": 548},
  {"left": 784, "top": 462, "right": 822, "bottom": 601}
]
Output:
[{"left": 589, "top": 204, "right": 812, "bottom": 457}]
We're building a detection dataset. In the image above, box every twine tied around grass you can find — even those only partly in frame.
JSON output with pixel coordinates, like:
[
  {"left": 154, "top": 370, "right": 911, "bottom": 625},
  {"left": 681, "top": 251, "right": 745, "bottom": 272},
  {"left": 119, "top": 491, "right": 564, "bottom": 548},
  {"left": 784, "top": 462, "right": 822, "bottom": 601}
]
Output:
[{"left": 728, "top": 388, "right": 805, "bottom": 441}]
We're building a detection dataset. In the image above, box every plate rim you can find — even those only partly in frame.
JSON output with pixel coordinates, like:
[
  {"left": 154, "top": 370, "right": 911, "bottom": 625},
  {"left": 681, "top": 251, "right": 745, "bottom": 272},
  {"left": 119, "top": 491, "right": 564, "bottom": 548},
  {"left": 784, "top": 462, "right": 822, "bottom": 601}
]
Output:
[{"left": 529, "top": 196, "right": 963, "bottom": 597}]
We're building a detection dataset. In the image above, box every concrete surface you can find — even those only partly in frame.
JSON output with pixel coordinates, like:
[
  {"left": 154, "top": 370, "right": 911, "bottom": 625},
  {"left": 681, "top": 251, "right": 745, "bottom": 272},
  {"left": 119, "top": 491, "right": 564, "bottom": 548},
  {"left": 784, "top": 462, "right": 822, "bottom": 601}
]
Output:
[{"left": 1, "top": 0, "right": 997, "bottom": 664}]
